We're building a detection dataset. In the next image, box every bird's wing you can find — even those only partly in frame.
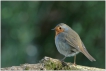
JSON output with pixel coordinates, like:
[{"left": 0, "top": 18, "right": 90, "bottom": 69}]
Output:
[
  {"left": 64, "top": 31, "right": 82, "bottom": 52},
  {"left": 65, "top": 32, "right": 96, "bottom": 61},
  {"left": 65, "top": 38, "right": 81, "bottom": 51}
]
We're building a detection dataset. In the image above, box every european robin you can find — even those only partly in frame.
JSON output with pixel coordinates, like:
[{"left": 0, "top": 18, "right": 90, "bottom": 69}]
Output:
[{"left": 52, "top": 23, "right": 96, "bottom": 65}]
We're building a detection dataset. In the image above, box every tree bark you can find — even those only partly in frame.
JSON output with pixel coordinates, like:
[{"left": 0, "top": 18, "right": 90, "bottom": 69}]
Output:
[{"left": 1, "top": 56, "right": 105, "bottom": 71}]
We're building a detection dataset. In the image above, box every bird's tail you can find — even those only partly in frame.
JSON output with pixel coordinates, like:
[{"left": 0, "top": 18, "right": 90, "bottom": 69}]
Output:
[
  {"left": 81, "top": 42, "right": 96, "bottom": 61},
  {"left": 81, "top": 48, "right": 96, "bottom": 61}
]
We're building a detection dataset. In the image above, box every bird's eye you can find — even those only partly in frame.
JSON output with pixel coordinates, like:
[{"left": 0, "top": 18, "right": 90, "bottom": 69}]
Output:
[{"left": 59, "top": 27, "right": 61, "bottom": 29}]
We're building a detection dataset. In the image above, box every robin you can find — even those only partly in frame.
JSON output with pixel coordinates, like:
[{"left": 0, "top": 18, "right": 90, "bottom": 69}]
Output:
[{"left": 52, "top": 23, "right": 96, "bottom": 65}]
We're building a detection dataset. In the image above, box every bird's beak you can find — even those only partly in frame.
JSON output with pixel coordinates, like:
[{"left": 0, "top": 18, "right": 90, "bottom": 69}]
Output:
[{"left": 51, "top": 28, "right": 55, "bottom": 30}]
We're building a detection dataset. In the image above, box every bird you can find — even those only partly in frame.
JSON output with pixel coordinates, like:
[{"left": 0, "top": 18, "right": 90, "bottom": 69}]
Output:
[{"left": 52, "top": 23, "right": 96, "bottom": 65}]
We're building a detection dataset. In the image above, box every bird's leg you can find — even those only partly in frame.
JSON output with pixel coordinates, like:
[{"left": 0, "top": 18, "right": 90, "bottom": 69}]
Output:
[
  {"left": 61, "top": 56, "right": 66, "bottom": 61},
  {"left": 73, "top": 55, "right": 77, "bottom": 66},
  {"left": 60, "top": 56, "right": 68, "bottom": 66}
]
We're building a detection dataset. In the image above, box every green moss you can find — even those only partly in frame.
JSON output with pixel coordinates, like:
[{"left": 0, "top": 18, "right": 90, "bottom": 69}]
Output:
[
  {"left": 24, "top": 66, "right": 30, "bottom": 70},
  {"left": 44, "top": 59, "right": 79, "bottom": 70}
]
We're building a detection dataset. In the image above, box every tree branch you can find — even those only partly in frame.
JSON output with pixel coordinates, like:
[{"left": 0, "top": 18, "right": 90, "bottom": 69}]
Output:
[{"left": 1, "top": 56, "right": 105, "bottom": 71}]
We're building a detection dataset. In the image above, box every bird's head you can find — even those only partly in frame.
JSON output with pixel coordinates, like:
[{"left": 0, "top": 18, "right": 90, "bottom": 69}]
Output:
[{"left": 52, "top": 23, "right": 70, "bottom": 36}]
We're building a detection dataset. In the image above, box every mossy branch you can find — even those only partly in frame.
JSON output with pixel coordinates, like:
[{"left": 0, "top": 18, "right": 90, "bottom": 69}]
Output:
[{"left": 1, "top": 56, "right": 105, "bottom": 71}]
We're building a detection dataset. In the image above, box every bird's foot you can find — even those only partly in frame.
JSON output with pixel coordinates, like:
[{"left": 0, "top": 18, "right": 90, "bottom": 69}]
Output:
[
  {"left": 73, "top": 63, "right": 77, "bottom": 66},
  {"left": 60, "top": 60, "right": 68, "bottom": 66}
]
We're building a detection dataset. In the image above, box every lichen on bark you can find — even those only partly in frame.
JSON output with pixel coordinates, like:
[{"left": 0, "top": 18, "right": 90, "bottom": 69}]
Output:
[{"left": 1, "top": 56, "right": 105, "bottom": 71}]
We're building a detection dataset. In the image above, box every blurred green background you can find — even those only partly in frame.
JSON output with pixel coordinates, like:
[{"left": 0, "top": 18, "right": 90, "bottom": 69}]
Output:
[{"left": 1, "top": 1, "right": 105, "bottom": 68}]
